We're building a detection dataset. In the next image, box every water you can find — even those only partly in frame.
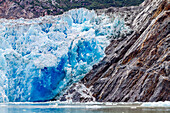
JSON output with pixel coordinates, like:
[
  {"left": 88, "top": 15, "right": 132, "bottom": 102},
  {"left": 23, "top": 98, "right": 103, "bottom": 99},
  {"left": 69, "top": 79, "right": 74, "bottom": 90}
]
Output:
[{"left": 0, "top": 102, "right": 169, "bottom": 113}]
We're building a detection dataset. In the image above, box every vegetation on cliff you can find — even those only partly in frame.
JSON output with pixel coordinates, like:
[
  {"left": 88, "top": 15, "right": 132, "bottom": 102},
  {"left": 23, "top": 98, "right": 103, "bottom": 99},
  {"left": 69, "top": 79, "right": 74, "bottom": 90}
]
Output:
[{"left": 0, "top": 0, "right": 144, "bottom": 19}]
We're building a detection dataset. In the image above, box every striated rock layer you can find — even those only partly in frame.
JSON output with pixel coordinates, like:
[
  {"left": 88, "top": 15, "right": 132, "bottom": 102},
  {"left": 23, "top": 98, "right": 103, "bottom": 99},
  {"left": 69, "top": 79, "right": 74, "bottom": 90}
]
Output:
[{"left": 60, "top": 0, "right": 170, "bottom": 102}]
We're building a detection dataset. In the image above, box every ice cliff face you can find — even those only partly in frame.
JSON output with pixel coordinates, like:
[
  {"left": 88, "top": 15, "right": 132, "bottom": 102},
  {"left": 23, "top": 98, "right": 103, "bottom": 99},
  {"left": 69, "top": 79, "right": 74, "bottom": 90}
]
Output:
[{"left": 0, "top": 8, "right": 131, "bottom": 102}]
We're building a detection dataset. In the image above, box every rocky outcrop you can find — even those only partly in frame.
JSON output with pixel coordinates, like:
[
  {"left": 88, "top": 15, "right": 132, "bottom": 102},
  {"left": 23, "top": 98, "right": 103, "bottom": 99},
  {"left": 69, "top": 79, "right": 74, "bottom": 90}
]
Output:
[{"left": 60, "top": 0, "right": 170, "bottom": 102}]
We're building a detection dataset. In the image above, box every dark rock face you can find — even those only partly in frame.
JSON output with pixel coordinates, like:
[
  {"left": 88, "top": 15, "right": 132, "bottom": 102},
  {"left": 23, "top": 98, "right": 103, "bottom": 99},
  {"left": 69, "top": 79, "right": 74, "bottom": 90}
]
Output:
[{"left": 60, "top": 0, "right": 170, "bottom": 102}]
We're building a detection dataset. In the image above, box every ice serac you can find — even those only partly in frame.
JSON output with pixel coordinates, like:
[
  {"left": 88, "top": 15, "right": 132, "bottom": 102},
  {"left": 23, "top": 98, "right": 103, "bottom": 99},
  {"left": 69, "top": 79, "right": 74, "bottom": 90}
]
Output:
[{"left": 0, "top": 8, "right": 131, "bottom": 102}]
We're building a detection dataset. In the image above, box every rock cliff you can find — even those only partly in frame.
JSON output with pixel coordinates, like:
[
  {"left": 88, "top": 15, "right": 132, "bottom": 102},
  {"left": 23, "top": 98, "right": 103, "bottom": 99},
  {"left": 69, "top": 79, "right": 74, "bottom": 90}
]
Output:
[{"left": 60, "top": 0, "right": 170, "bottom": 102}]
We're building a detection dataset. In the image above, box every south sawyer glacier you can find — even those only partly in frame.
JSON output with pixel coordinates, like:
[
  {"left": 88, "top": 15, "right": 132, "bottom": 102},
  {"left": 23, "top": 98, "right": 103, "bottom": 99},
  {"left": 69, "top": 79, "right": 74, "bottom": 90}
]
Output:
[{"left": 0, "top": 8, "right": 131, "bottom": 102}]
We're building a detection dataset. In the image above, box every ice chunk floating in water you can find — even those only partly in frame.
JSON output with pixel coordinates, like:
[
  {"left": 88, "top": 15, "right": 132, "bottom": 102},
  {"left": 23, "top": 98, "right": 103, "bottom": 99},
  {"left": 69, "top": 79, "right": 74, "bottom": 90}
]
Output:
[
  {"left": 141, "top": 101, "right": 170, "bottom": 107},
  {"left": 0, "top": 8, "right": 131, "bottom": 102}
]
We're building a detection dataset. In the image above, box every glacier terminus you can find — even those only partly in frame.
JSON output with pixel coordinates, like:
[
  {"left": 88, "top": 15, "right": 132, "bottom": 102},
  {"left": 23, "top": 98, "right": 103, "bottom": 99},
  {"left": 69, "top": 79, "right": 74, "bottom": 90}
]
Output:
[{"left": 0, "top": 8, "right": 131, "bottom": 102}]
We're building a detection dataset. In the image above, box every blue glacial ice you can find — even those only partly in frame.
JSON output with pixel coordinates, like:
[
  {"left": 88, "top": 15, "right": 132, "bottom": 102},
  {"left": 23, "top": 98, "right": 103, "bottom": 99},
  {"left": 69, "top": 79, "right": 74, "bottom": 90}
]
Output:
[{"left": 0, "top": 8, "right": 131, "bottom": 102}]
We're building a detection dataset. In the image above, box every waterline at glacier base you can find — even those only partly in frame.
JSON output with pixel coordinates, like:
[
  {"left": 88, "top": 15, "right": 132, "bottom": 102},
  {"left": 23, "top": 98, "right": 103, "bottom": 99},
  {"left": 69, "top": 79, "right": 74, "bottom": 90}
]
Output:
[{"left": 0, "top": 101, "right": 170, "bottom": 113}]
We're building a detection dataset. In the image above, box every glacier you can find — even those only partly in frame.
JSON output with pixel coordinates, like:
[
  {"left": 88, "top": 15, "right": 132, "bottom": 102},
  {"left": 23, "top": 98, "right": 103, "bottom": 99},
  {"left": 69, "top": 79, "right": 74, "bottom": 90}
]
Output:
[{"left": 0, "top": 8, "right": 131, "bottom": 102}]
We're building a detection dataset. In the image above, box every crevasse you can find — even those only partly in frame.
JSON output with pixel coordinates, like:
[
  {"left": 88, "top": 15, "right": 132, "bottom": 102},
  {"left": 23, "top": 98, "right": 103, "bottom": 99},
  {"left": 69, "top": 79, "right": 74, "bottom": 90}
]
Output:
[{"left": 0, "top": 8, "right": 131, "bottom": 102}]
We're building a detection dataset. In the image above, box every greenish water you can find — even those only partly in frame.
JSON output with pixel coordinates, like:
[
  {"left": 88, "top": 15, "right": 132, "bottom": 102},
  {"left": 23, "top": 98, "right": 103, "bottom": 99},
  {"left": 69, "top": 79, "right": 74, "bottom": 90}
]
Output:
[{"left": 0, "top": 102, "right": 169, "bottom": 113}]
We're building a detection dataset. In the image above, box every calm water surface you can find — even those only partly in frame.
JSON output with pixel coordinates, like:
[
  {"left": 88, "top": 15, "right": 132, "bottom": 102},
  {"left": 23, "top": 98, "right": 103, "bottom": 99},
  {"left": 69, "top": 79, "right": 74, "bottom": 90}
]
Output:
[{"left": 0, "top": 102, "right": 169, "bottom": 113}]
